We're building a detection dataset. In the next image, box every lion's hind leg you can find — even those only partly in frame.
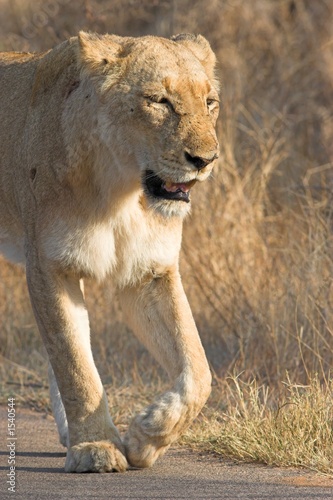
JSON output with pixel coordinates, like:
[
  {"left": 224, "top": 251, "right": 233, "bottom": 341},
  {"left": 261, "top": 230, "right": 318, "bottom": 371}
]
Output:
[{"left": 48, "top": 363, "right": 69, "bottom": 447}]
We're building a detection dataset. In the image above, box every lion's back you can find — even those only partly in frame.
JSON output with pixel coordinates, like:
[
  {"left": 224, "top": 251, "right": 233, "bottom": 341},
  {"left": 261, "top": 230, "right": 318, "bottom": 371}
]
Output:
[
  {"left": 0, "top": 52, "right": 40, "bottom": 144},
  {"left": 0, "top": 41, "right": 78, "bottom": 181},
  {"left": 0, "top": 51, "right": 52, "bottom": 255}
]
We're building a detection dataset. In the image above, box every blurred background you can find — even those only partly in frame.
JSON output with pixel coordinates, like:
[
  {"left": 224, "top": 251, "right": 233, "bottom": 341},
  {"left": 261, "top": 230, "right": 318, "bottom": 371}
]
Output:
[{"left": 0, "top": 0, "right": 333, "bottom": 408}]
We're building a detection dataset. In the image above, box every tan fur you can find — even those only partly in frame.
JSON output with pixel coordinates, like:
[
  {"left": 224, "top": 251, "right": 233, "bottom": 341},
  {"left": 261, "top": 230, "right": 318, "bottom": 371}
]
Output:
[{"left": 0, "top": 32, "right": 219, "bottom": 472}]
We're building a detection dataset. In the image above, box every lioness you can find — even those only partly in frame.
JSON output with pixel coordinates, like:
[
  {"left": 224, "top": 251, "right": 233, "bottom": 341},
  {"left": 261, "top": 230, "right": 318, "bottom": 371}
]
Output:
[{"left": 0, "top": 32, "right": 219, "bottom": 472}]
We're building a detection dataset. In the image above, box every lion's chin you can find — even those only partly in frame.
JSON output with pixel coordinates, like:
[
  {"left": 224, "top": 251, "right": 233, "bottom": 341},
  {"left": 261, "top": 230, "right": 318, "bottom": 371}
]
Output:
[
  {"left": 142, "top": 169, "right": 195, "bottom": 217},
  {"left": 147, "top": 197, "right": 191, "bottom": 218}
]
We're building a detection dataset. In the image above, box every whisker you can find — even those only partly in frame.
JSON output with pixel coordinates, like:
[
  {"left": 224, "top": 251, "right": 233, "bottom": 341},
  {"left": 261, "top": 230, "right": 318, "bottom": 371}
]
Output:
[{"left": 143, "top": 167, "right": 169, "bottom": 180}]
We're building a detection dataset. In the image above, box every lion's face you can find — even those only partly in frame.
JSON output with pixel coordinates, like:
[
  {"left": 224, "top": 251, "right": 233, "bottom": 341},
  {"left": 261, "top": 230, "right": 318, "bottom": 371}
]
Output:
[{"left": 79, "top": 33, "right": 220, "bottom": 217}]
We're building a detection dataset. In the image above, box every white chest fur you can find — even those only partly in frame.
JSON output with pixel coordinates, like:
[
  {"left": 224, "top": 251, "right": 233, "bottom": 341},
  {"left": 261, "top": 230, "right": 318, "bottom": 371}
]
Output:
[{"left": 42, "top": 204, "right": 182, "bottom": 286}]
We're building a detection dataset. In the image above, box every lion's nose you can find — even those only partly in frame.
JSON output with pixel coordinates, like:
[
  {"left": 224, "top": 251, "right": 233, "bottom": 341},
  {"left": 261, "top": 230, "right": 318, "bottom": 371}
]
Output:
[{"left": 184, "top": 151, "right": 219, "bottom": 171}]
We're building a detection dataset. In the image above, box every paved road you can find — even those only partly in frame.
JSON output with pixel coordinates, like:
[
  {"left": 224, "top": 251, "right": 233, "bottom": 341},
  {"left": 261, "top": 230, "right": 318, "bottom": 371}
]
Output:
[{"left": 1, "top": 407, "right": 333, "bottom": 499}]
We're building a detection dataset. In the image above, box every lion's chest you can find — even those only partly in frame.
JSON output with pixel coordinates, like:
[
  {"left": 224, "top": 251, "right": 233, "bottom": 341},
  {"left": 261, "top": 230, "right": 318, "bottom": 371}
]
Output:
[{"left": 42, "top": 210, "right": 181, "bottom": 285}]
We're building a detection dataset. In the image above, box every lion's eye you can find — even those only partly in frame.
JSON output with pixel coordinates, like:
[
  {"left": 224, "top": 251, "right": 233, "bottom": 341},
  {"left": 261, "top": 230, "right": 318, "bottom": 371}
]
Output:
[
  {"left": 206, "top": 98, "right": 219, "bottom": 112},
  {"left": 146, "top": 95, "right": 172, "bottom": 107}
]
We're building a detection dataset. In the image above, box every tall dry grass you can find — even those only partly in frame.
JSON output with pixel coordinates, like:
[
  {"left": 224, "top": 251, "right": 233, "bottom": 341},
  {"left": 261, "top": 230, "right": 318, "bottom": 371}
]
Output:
[
  {"left": 183, "top": 374, "right": 333, "bottom": 475},
  {"left": 0, "top": 0, "right": 333, "bottom": 473}
]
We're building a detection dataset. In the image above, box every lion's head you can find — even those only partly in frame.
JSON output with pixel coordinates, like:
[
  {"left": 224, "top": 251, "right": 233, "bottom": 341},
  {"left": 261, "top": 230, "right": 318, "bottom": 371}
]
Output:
[{"left": 77, "top": 32, "right": 220, "bottom": 217}]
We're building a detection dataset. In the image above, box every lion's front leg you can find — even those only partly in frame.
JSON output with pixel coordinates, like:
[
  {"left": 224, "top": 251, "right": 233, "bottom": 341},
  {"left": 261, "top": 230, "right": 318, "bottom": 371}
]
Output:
[
  {"left": 26, "top": 256, "right": 128, "bottom": 472},
  {"left": 118, "top": 267, "right": 212, "bottom": 468}
]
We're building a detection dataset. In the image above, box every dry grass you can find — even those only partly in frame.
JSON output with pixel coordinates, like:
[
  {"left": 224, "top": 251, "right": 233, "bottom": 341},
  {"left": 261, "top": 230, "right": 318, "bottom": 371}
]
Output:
[
  {"left": 1, "top": 0, "right": 333, "bottom": 475},
  {"left": 182, "top": 376, "right": 333, "bottom": 477},
  {"left": 184, "top": 375, "right": 333, "bottom": 475}
]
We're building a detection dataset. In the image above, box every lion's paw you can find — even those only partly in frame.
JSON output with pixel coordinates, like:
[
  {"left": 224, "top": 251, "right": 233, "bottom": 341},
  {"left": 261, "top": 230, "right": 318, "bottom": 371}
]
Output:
[
  {"left": 124, "top": 427, "right": 170, "bottom": 468},
  {"left": 65, "top": 440, "right": 128, "bottom": 473}
]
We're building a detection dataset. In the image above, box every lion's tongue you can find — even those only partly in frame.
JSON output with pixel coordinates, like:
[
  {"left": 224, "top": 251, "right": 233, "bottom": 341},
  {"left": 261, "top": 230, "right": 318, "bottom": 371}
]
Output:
[{"left": 163, "top": 180, "right": 195, "bottom": 193}]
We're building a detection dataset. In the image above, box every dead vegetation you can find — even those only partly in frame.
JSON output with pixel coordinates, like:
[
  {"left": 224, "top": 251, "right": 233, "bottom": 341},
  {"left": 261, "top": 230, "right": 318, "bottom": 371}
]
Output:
[{"left": 0, "top": 0, "right": 333, "bottom": 475}]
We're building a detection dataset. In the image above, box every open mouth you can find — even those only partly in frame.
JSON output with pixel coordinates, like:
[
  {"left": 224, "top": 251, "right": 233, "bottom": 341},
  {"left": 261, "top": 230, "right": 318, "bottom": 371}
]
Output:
[{"left": 144, "top": 170, "right": 196, "bottom": 203}]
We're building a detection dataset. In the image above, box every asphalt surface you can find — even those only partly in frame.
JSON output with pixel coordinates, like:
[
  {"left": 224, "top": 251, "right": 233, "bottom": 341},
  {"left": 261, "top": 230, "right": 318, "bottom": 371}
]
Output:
[{"left": 1, "top": 407, "right": 333, "bottom": 499}]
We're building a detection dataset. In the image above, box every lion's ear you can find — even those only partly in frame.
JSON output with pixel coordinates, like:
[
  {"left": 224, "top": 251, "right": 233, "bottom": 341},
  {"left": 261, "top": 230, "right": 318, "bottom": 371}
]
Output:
[
  {"left": 78, "top": 31, "right": 122, "bottom": 75},
  {"left": 171, "top": 33, "right": 217, "bottom": 81}
]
